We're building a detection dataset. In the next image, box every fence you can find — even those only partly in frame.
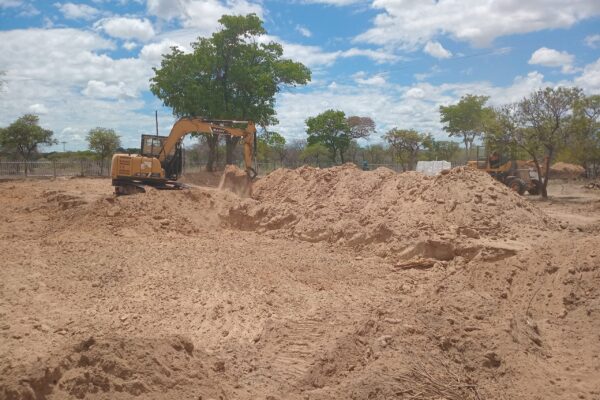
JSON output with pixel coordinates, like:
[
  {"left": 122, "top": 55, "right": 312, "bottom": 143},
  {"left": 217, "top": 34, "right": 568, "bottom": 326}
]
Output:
[
  {"left": 9, "top": 158, "right": 570, "bottom": 179},
  {"left": 0, "top": 160, "right": 111, "bottom": 178}
]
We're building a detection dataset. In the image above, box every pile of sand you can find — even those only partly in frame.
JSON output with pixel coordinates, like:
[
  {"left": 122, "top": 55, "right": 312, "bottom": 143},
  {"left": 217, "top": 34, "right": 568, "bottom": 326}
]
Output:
[
  {"left": 1, "top": 335, "right": 229, "bottom": 400},
  {"left": 550, "top": 162, "right": 585, "bottom": 179},
  {"left": 42, "top": 186, "right": 239, "bottom": 237},
  {"left": 225, "top": 164, "right": 554, "bottom": 262}
]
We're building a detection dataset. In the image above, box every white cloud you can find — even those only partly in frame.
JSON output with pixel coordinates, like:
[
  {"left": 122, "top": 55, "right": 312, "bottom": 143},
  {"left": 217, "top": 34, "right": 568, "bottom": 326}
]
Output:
[
  {"left": 96, "top": 17, "right": 156, "bottom": 41},
  {"left": 0, "top": 0, "right": 22, "bottom": 8},
  {"left": 55, "top": 2, "right": 100, "bottom": 20},
  {"left": 574, "top": 58, "right": 600, "bottom": 92},
  {"left": 82, "top": 80, "right": 136, "bottom": 99},
  {"left": 123, "top": 41, "right": 138, "bottom": 51},
  {"left": 273, "top": 69, "right": 576, "bottom": 142},
  {"left": 0, "top": 28, "right": 155, "bottom": 149},
  {"left": 356, "top": 0, "right": 600, "bottom": 49},
  {"left": 139, "top": 39, "right": 188, "bottom": 64},
  {"left": 28, "top": 103, "right": 48, "bottom": 115},
  {"left": 296, "top": 25, "right": 312, "bottom": 38},
  {"left": 353, "top": 71, "right": 386, "bottom": 86},
  {"left": 423, "top": 41, "right": 452, "bottom": 59},
  {"left": 585, "top": 34, "right": 600, "bottom": 49},
  {"left": 147, "top": 0, "right": 264, "bottom": 36},
  {"left": 341, "top": 47, "right": 400, "bottom": 64},
  {"left": 528, "top": 47, "right": 575, "bottom": 74}
]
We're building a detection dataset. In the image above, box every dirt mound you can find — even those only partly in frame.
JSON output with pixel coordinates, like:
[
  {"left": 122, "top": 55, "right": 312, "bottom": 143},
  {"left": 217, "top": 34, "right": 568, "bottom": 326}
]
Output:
[
  {"left": 225, "top": 164, "right": 554, "bottom": 263},
  {"left": 42, "top": 186, "right": 239, "bottom": 237},
  {"left": 550, "top": 162, "right": 585, "bottom": 179},
  {"left": 0, "top": 335, "right": 229, "bottom": 400}
]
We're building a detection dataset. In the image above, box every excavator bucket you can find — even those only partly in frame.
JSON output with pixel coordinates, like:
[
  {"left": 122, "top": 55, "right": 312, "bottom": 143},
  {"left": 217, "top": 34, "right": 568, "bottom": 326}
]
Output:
[{"left": 219, "top": 165, "right": 253, "bottom": 197}]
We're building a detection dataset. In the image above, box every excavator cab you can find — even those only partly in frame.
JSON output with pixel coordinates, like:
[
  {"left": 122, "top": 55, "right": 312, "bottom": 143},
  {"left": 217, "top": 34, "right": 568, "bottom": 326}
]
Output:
[{"left": 140, "top": 134, "right": 182, "bottom": 180}]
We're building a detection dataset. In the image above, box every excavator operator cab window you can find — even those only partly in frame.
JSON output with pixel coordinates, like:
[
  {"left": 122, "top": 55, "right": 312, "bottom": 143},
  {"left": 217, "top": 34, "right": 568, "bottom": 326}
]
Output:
[{"left": 141, "top": 135, "right": 175, "bottom": 158}]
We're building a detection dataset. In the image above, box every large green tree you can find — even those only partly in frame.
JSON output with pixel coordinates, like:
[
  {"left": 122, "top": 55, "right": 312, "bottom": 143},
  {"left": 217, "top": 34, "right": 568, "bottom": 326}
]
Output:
[
  {"left": 150, "top": 14, "right": 311, "bottom": 171},
  {"left": 384, "top": 128, "right": 432, "bottom": 171},
  {"left": 305, "top": 109, "right": 351, "bottom": 163},
  {"left": 87, "top": 127, "right": 121, "bottom": 174},
  {"left": 0, "top": 114, "right": 55, "bottom": 174},
  {"left": 439, "top": 94, "right": 492, "bottom": 158}
]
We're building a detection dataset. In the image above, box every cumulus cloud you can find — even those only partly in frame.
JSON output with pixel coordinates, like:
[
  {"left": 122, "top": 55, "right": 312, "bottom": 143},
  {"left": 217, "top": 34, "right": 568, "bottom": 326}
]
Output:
[
  {"left": 574, "top": 58, "right": 600, "bottom": 92},
  {"left": 147, "top": 0, "right": 263, "bottom": 36},
  {"left": 355, "top": 0, "right": 600, "bottom": 49},
  {"left": 423, "top": 41, "right": 452, "bottom": 59},
  {"left": 528, "top": 47, "right": 576, "bottom": 74},
  {"left": 0, "top": 28, "right": 155, "bottom": 149},
  {"left": 353, "top": 71, "right": 386, "bottom": 86},
  {"left": 272, "top": 69, "right": 579, "bottom": 142},
  {"left": 95, "top": 17, "right": 156, "bottom": 41},
  {"left": 54, "top": 2, "right": 100, "bottom": 20},
  {"left": 82, "top": 80, "right": 136, "bottom": 99}
]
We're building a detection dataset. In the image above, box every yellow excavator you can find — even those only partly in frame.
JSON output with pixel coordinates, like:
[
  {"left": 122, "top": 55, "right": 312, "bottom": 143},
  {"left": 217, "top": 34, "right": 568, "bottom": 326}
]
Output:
[{"left": 111, "top": 117, "right": 257, "bottom": 195}]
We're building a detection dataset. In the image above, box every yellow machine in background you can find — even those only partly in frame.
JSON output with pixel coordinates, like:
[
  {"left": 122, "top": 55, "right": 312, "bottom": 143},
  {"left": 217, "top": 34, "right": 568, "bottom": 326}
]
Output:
[
  {"left": 466, "top": 148, "right": 541, "bottom": 195},
  {"left": 111, "top": 118, "right": 257, "bottom": 194}
]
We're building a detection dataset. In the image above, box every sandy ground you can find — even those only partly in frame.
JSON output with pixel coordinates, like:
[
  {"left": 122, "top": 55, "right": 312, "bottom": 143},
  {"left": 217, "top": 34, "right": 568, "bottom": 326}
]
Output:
[{"left": 0, "top": 168, "right": 599, "bottom": 400}]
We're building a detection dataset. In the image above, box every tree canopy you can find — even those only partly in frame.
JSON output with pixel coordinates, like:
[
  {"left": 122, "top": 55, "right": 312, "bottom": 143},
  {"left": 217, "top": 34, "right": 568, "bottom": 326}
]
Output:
[
  {"left": 384, "top": 128, "right": 432, "bottom": 171},
  {"left": 485, "top": 87, "right": 584, "bottom": 197},
  {"left": 440, "top": 94, "right": 492, "bottom": 157},
  {"left": 150, "top": 13, "right": 311, "bottom": 171},
  {"left": 0, "top": 114, "right": 55, "bottom": 168},
  {"left": 87, "top": 127, "right": 121, "bottom": 174},
  {"left": 305, "top": 109, "right": 351, "bottom": 163},
  {"left": 347, "top": 116, "right": 375, "bottom": 140}
]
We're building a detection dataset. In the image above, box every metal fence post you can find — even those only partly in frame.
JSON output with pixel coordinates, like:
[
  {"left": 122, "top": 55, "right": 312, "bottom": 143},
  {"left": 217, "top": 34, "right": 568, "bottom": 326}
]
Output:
[{"left": 53, "top": 161, "right": 57, "bottom": 177}]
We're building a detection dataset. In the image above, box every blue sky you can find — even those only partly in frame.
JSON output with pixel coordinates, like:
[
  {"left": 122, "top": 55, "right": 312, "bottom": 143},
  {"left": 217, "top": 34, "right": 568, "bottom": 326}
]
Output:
[{"left": 0, "top": 0, "right": 599, "bottom": 151}]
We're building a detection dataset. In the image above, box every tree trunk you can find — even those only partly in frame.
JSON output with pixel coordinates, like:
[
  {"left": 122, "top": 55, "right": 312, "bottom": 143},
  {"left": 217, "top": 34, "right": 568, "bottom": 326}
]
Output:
[
  {"left": 541, "top": 152, "right": 552, "bottom": 199},
  {"left": 225, "top": 136, "right": 240, "bottom": 165},
  {"left": 205, "top": 135, "right": 218, "bottom": 172},
  {"left": 340, "top": 148, "right": 345, "bottom": 164}
]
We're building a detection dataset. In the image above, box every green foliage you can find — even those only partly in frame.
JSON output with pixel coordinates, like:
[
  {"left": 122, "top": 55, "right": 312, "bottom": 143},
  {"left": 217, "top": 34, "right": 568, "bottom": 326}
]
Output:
[
  {"left": 482, "top": 87, "right": 584, "bottom": 197},
  {"left": 559, "top": 94, "right": 600, "bottom": 168},
  {"left": 300, "top": 143, "right": 330, "bottom": 164},
  {"left": 257, "top": 131, "right": 286, "bottom": 162},
  {"left": 384, "top": 128, "right": 432, "bottom": 170},
  {"left": 150, "top": 13, "right": 310, "bottom": 125},
  {"left": 439, "top": 94, "right": 492, "bottom": 156},
  {"left": 305, "top": 109, "right": 351, "bottom": 163},
  {"left": 427, "top": 140, "right": 461, "bottom": 162},
  {"left": 0, "top": 114, "right": 55, "bottom": 161},
  {"left": 150, "top": 13, "right": 310, "bottom": 170},
  {"left": 86, "top": 127, "right": 121, "bottom": 162}
]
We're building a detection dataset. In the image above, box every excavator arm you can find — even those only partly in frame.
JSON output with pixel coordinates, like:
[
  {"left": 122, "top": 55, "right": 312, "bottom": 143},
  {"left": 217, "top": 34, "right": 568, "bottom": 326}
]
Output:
[{"left": 158, "top": 117, "right": 257, "bottom": 176}]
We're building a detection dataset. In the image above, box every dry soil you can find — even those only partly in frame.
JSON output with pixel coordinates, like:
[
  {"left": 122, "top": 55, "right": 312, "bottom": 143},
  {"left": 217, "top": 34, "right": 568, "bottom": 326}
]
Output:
[{"left": 0, "top": 166, "right": 599, "bottom": 400}]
